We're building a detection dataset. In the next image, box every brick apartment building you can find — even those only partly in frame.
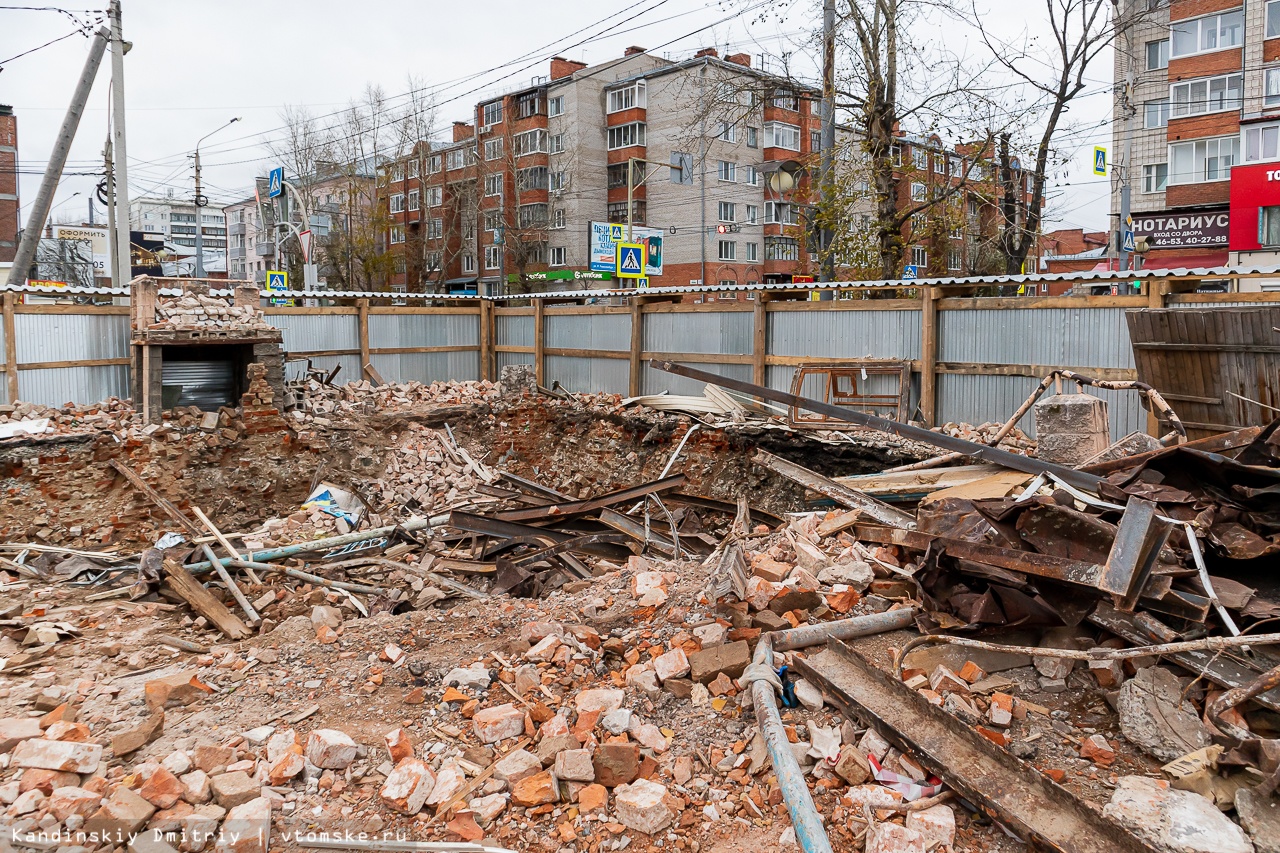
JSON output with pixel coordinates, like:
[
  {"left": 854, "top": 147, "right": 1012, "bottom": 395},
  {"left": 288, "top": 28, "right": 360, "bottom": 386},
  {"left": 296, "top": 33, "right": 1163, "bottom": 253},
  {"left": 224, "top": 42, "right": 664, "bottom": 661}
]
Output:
[
  {"left": 1113, "top": 0, "right": 1275, "bottom": 271},
  {"left": 0, "top": 105, "right": 19, "bottom": 266},
  {"left": 381, "top": 47, "right": 825, "bottom": 294}
]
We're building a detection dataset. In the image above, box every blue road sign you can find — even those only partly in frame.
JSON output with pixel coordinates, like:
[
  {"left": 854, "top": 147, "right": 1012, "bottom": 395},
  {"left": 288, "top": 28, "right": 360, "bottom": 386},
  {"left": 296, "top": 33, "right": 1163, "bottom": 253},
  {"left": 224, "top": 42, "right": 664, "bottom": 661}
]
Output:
[
  {"left": 609, "top": 224, "right": 624, "bottom": 241},
  {"left": 616, "top": 242, "right": 645, "bottom": 278},
  {"left": 1122, "top": 230, "right": 1135, "bottom": 253},
  {"left": 1093, "top": 147, "right": 1107, "bottom": 176},
  {"left": 902, "top": 265, "right": 918, "bottom": 279},
  {"left": 268, "top": 167, "right": 284, "bottom": 198},
  {"left": 266, "top": 270, "right": 287, "bottom": 290}
]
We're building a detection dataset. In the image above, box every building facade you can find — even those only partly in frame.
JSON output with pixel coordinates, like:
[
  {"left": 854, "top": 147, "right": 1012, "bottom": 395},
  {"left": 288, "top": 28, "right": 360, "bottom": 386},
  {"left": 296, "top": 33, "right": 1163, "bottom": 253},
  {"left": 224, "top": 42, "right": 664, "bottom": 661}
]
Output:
[
  {"left": 129, "top": 194, "right": 228, "bottom": 252},
  {"left": 0, "top": 105, "right": 19, "bottom": 265},
  {"left": 381, "top": 48, "right": 824, "bottom": 294}
]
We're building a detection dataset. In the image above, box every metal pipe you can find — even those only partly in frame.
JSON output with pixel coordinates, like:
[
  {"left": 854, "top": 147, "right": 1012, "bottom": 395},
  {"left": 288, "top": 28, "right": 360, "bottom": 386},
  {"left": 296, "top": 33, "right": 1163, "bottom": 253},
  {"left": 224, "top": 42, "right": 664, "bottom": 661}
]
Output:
[
  {"left": 185, "top": 515, "right": 446, "bottom": 574},
  {"left": 203, "top": 544, "right": 259, "bottom": 624},
  {"left": 770, "top": 607, "right": 917, "bottom": 652},
  {"left": 229, "top": 560, "right": 388, "bottom": 595},
  {"left": 752, "top": 633, "right": 834, "bottom": 853}
]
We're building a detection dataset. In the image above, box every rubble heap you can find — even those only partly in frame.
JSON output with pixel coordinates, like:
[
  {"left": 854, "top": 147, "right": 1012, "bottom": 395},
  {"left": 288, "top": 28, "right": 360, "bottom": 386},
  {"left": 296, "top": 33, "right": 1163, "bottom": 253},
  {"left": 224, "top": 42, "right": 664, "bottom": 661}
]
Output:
[{"left": 150, "top": 292, "right": 274, "bottom": 332}]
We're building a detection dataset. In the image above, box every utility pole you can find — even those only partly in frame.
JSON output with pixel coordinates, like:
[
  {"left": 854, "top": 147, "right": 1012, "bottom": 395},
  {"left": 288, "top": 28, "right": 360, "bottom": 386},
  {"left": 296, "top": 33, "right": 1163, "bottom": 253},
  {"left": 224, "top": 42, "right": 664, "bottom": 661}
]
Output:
[
  {"left": 1116, "top": 0, "right": 1134, "bottom": 272},
  {"left": 109, "top": 0, "right": 131, "bottom": 286},
  {"left": 192, "top": 118, "right": 240, "bottom": 279},
  {"left": 104, "top": 139, "right": 120, "bottom": 287},
  {"left": 5, "top": 27, "right": 110, "bottom": 288},
  {"left": 820, "top": 0, "right": 836, "bottom": 284}
]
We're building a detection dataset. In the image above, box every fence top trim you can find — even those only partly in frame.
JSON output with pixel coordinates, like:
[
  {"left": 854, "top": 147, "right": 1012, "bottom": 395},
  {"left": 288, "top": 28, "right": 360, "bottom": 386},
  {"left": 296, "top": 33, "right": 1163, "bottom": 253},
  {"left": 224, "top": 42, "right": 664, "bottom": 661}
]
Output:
[{"left": 4, "top": 263, "right": 1279, "bottom": 302}]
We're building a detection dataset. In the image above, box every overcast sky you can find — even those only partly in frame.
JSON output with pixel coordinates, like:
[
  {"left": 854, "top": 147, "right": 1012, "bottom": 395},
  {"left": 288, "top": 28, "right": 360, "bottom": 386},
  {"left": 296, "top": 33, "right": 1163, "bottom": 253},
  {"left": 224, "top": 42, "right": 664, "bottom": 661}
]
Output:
[{"left": 0, "top": 0, "right": 1115, "bottom": 237}]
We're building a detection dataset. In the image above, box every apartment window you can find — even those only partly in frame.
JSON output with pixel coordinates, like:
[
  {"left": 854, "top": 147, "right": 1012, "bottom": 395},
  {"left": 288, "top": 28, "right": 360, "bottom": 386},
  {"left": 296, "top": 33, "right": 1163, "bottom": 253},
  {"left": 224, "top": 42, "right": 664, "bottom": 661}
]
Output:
[
  {"left": 1266, "top": 68, "right": 1280, "bottom": 108},
  {"left": 1170, "top": 10, "right": 1243, "bottom": 58},
  {"left": 1146, "top": 39, "right": 1170, "bottom": 70},
  {"left": 407, "top": 190, "right": 420, "bottom": 211},
  {"left": 389, "top": 164, "right": 405, "bottom": 182},
  {"left": 1145, "top": 99, "right": 1170, "bottom": 129},
  {"left": 607, "top": 200, "right": 645, "bottom": 224},
  {"left": 485, "top": 138, "right": 504, "bottom": 161},
  {"left": 518, "top": 166, "right": 549, "bottom": 191},
  {"left": 1262, "top": 206, "right": 1280, "bottom": 245},
  {"left": 485, "top": 245, "right": 501, "bottom": 269},
  {"left": 427, "top": 186, "right": 442, "bottom": 207},
  {"left": 746, "top": 241, "right": 758, "bottom": 261},
  {"left": 1269, "top": 0, "right": 1280, "bottom": 37},
  {"left": 743, "top": 165, "right": 759, "bottom": 186},
  {"left": 389, "top": 193, "right": 405, "bottom": 214},
  {"left": 764, "top": 121, "right": 801, "bottom": 151},
  {"left": 515, "top": 129, "right": 548, "bottom": 156},
  {"left": 718, "top": 240, "right": 736, "bottom": 261},
  {"left": 765, "top": 202, "right": 798, "bottom": 225},
  {"left": 482, "top": 101, "right": 503, "bottom": 126},
  {"left": 552, "top": 208, "right": 565, "bottom": 229},
  {"left": 485, "top": 174, "right": 502, "bottom": 197},
  {"left": 427, "top": 218, "right": 443, "bottom": 239},
  {"left": 717, "top": 160, "right": 737, "bottom": 182},
  {"left": 463, "top": 253, "right": 475, "bottom": 273},
  {"left": 389, "top": 225, "right": 405, "bottom": 244},
  {"left": 811, "top": 130, "right": 822, "bottom": 152},
  {"left": 517, "top": 92, "right": 543, "bottom": 119},
  {"left": 912, "top": 148, "right": 928, "bottom": 170},
  {"left": 746, "top": 127, "right": 758, "bottom": 148},
  {"left": 1169, "top": 135, "right": 1240, "bottom": 183},
  {"left": 1171, "top": 73, "right": 1242, "bottom": 117},
  {"left": 1143, "top": 163, "right": 1169, "bottom": 192},
  {"left": 550, "top": 133, "right": 565, "bottom": 154},
  {"left": 608, "top": 163, "right": 639, "bottom": 188},
  {"left": 429, "top": 154, "right": 442, "bottom": 174},
  {"left": 424, "top": 252, "right": 442, "bottom": 271},
  {"left": 948, "top": 247, "right": 962, "bottom": 271},
  {"left": 446, "top": 149, "right": 466, "bottom": 170},
  {"left": 911, "top": 246, "right": 928, "bottom": 267},
  {"left": 718, "top": 201, "right": 736, "bottom": 222},
  {"left": 745, "top": 204, "right": 759, "bottom": 224},
  {"left": 1245, "top": 121, "right": 1280, "bottom": 162},
  {"left": 463, "top": 219, "right": 475, "bottom": 240},
  {"left": 890, "top": 144, "right": 902, "bottom": 166},
  {"left": 949, "top": 158, "right": 964, "bottom": 178},
  {"left": 911, "top": 182, "right": 927, "bottom": 202},
  {"left": 765, "top": 236, "right": 799, "bottom": 261},
  {"left": 719, "top": 122, "right": 737, "bottom": 143},
  {"left": 484, "top": 211, "right": 502, "bottom": 232},
  {"left": 934, "top": 156, "right": 946, "bottom": 174},
  {"left": 550, "top": 171, "right": 568, "bottom": 191},
  {"left": 518, "top": 203, "right": 548, "bottom": 228},
  {"left": 608, "top": 122, "right": 646, "bottom": 150},
  {"left": 548, "top": 95, "right": 564, "bottom": 117},
  {"left": 550, "top": 246, "right": 567, "bottom": 266},
  {"left": 772, "top": 90, "right": 799, "bottom": 111},
  {"left": 607, "top": 82, "right": 646, "bottom": 114}
]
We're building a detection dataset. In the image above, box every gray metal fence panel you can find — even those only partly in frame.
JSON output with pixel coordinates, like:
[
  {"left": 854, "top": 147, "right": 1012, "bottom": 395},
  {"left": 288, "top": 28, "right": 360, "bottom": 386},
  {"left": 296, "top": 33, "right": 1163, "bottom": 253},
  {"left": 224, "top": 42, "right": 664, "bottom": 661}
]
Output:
[
  {"left": 497, "top": 352, "right": 535, "bottom": 371},
  {"left": 939, "top": 307, "right": 1134, "bottom": 369},
  {"left": 370, "top": 352, "right": 480, "bottom": 384},
  {"left": 266, "top": 313, "right": 359, "bottom": 353},
  {"left": 936, "top": 373, "right": 1144, "bottom": 439},
  {"left": 769, "top": 308, "right": 922, "bottom": 361},
  {"left": 368, "top": 312, "right": 478, "bottom": 351},
  {"left": 283, "top": 355, "right": 363, "bottom": 383},
  {"left": 644, "top": 311, "right": 752, "bottom": 355},
  {"left": 545, "top": 355, "right": 629, "bottom": 395},
  {"left": 496, "top": 314, "right": 534, "bottom": 348},
  {"left": 642, "top": 361, "right": 752, "bottom": 397},
  {"left": 19, "top": 366, "right": 130, "bottom": 407},
  {"left": 547, "top": 313, "right": 631, "bottom": 351},
  {"left": 14, "top": 312, "right": 130, "bottom": 363}
]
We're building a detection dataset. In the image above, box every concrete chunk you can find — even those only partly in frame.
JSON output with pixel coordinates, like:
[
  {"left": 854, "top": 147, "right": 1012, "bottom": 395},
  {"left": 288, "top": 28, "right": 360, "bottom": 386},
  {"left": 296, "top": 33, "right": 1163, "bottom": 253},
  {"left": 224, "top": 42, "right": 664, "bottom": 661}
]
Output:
[
  {"left": 380, "top": 758, "right": 436, "bottom": 814},
  {"left": 11, "top": 737, "right": 102, "bottom": 773},
  {"left": 614, "top": 778, "right": 674, "bottom": 835},
  {"left": 304, "top": 728, "right": 357, "bottom": 769},
  {"left": 688, "top": 640, "right": 751, "bottom": 684},
  {"left": 473, "top": 703, "right": 526, "bottom": 743}
]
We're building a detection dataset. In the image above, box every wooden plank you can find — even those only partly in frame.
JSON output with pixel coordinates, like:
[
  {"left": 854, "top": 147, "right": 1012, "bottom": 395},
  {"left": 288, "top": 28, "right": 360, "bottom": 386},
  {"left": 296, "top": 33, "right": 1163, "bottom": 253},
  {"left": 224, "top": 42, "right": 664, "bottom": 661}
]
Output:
[
  {"left": 161, "top": 558, "right": 252, "bottom": 640},
  {"left": 262, "top": 306, "right": 359, "bottom": 315},
  {"left": 367, "top": 306, "right": 479, "bottom": 315},
  {"left": 766, "top": 299, "right": 921, "bottom": 312},
  {"left": 764, "top": 354, "right": 924, "bottom": 369},
  {"left": 534, "top": 298, "right": 546, "bottom": 389},
  {"left": 479, "top": 299, "right": 494, "bottom": 382},
  {"left": 357, "top": 299, "right": 371, "bottom": 370},
  {"left": 493, "top": 306, "right": 535, "bottom": 316},
  {"left": 16, "top": 357, "right": 143, "bottom": 371},
  {"left": 834, "top": 464, "right": 1005, "bottom": 499},
  {"left": 545, "top": 347, "right": 630, "bottom": 360},
  {"left": 2, "top": 292, "right": 18, "bottom": 403},
  {"left": 752, "top": 293, "right": 768, "bottom": 387},
  {"left": 14, "top": 303, "right": 131, "bottom": 315},
  {"left": 628, "top": 299, "right": 643, "bottom": 397},
  {"left": 1166, "top": 291, "right": 1280, "bottom": 305},
  {"left": 642, "top": 351, "right": 754, "bottom": 365},
  {"left": 641, "top": 301, "right": 754, "bottom": 314},
  {"left": 494, "top": 345, "right": 535, "bottom": 354},
  {"left": 752, "top": 449, "right": 918, "bottom": 528},
  {"left": 939, "top": 295, "right": 1148, "bottom": 310},
  {"left": 920, "top": 285, "right": 939, "bottom": 424},
  {"left": 935, "top": 362, "right": 1139, "bottom": 381},
  {"left": 367, "top": 346, "right": 478, "bottom": 356},
  {"left": 543, "top": 305, "right": 631, "bottom": 315},
  {"left": 1131, "top": 342, "right": 1280, "bottom": 353}
]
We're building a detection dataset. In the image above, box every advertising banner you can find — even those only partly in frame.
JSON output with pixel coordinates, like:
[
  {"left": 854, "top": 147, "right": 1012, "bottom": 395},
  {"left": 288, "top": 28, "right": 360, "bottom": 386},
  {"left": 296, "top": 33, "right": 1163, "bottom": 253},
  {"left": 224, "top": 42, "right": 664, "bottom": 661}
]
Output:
[
  {"left": 589, "top": 221, "right": 663, "bottom": 275},
  {"left": 1133, "top": 209, "right": 1228, "bottom": 249}
]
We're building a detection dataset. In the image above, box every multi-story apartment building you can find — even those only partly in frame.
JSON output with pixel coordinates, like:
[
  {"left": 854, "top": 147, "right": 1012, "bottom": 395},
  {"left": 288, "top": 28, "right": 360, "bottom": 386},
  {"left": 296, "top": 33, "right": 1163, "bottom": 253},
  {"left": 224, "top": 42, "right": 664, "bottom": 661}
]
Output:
[
  {"left": 0, "top": 105, "right": 19, "bottom": 266},
  {"left": 130, "top": 193, "right": 228, "bottom": 252},
  {"left": 1112, "top": 0, "right": 1279, "bottom": 270},
  {"left": 382, "top": 47, "right": 824, "bottom": 294}
]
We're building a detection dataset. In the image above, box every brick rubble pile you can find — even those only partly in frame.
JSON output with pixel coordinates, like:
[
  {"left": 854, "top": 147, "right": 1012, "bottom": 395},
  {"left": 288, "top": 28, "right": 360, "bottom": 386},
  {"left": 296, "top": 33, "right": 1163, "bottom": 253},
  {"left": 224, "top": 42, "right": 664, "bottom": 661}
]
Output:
[{"left": 151, "top": 293, "right": 274, "bottom": 333}]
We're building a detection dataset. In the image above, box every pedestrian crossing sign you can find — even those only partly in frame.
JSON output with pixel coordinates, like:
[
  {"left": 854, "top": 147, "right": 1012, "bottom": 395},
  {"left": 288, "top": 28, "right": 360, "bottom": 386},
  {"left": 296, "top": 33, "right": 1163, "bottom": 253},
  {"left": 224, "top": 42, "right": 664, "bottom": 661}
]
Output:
[
  {"left": 266, "top": 270, "right": 288, "bottom": 290},
  {"left": 616, "top": 242, "right": 645, "bottom": 278},
  {"left": 609, "top": 224, "right": 624, "bottom": 241},
  {"left": 1093, "top": 147, "right": 1107, "bottom": 176}
]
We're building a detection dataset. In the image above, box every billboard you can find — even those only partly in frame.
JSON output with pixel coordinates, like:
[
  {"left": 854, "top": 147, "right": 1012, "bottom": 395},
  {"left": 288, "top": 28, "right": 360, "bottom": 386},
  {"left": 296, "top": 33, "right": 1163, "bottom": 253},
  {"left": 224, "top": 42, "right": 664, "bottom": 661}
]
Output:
[
  {"left": 1132, "top": 209, "right": 1228, "bottom": 249},
  {"left": 50, "top": 226, "right": 111, "bottom": 280},
  {"left": 589, "top": 222, "right": 663, "bottom": 275}
]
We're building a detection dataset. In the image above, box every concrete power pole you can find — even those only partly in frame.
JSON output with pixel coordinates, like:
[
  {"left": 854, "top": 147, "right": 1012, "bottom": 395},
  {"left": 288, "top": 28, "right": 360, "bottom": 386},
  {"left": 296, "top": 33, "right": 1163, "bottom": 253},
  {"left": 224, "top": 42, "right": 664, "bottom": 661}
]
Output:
[
  {"left": 104, "top": 138, "right": 121, "bottom": 287},
  {"left": 193, "top": 148, "right": 205, "bottom": 278},
  {"left": 109, "top": 0, "right": 132, "bottom": 287},
  {"left": 5, "top": 27, "right": 110, "bottom": 288},
  {"left": 1116, "top": 0, "right": 1134, "bottom": 272},
  {"left": 820, "top": 0, "right": 836, "bottom": 284}
]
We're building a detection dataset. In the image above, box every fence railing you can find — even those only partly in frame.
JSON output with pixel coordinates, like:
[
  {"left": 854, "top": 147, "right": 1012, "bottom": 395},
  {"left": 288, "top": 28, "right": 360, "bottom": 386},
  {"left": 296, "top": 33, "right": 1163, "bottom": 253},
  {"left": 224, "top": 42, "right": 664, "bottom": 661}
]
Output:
[{"left": 4, "top": 281, "right": 1280, "bottom": 438}]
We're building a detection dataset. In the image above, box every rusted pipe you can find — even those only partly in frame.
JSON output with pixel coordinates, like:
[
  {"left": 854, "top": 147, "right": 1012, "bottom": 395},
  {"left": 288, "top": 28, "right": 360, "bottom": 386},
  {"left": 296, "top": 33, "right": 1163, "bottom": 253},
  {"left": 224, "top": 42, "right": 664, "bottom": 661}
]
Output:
[
  {"left": 770, "top": 607, "right": 918, "bottom": 652},
  {"left": 1207, "top": 663, "right": 1280, "bottom": 745}
]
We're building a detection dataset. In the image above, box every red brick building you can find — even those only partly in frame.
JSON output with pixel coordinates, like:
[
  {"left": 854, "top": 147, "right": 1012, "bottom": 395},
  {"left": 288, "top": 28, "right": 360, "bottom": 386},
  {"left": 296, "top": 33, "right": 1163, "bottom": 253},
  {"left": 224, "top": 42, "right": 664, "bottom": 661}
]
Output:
[{"left": 0, "top": 105, "right": 19, "bottom": 265}]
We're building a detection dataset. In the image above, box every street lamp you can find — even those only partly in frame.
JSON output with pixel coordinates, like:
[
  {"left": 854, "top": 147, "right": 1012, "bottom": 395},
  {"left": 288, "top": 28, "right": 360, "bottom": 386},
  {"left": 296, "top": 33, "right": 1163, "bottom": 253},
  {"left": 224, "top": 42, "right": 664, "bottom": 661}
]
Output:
[{"left": 191, "top": 117, "right": 241, "bottom": 278}]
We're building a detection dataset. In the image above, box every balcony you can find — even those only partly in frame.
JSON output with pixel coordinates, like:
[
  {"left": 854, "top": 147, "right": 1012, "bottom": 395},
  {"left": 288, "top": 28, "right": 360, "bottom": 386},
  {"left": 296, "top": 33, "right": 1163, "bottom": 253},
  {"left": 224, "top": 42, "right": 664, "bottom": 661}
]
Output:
[
  {"left": 229, "top": 222, "right": 246, "bottom": 236},
  {"left": 253, "top": 269, "right": 267, "bottom": 284},
  {"left": 229, "top": 246, "right": 246, "bottom": 261},
  {"left": 255, "top": 241, "right": 276, "bottom": 256}
]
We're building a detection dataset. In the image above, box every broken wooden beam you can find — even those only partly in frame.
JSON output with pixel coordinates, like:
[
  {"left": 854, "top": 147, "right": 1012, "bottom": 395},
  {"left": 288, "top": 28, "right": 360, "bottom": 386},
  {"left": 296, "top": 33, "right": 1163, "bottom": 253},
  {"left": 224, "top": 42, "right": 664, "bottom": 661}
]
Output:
[
  {"left": 161, "top": 558, "right": 252, "bottom": 640},
  {"left": 750, "top": 449, "right": 917, "bottom": 529}
]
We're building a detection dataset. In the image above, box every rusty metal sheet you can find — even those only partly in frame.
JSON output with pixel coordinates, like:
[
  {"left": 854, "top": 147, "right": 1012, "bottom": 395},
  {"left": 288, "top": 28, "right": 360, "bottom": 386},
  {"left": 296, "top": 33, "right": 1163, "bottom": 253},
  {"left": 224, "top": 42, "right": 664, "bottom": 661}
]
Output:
[
  {"left": 493, "top": 474, "right": 687, "bottom": 524},
  {"left": 795, "top": 641, "right": 1157, "bottom": 853},
  {"left": 1101, "top": 497, "right": 1173, "bottom": 611}
]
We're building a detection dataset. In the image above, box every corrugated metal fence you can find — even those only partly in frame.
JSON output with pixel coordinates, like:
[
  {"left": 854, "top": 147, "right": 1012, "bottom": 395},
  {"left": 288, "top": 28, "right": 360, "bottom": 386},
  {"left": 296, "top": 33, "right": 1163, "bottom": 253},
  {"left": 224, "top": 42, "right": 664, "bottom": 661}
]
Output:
[{"left": 6, "top": 289, "right": 1280, "bottom": 440}]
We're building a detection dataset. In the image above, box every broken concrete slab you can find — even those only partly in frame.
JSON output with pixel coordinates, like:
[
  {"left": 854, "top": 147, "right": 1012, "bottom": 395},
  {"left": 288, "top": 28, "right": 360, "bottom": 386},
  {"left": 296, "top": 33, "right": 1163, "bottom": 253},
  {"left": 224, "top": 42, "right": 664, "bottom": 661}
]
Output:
[
  {"left": 11, "top": 737, "right": 102, "bottom": 773},
  {"left": 1103, "top": 776, "right": 1252, "bottom": 853},
  {"left": 1118, "top": 667, "right": 1211, "bottom": 762}
]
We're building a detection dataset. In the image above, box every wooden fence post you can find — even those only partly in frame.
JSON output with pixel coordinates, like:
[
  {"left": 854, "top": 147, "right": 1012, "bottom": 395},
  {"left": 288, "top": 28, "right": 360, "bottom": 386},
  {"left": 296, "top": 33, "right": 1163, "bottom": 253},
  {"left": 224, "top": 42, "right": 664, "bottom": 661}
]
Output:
[
  {"left": 2, "top": 292, "right": 18, "bottom": 403},
  {"left": 357, "top": 298, "right": 371, "bottom": 378},
  {"left": 752, "top": 293, "right": 769, "bottom": 388},
  {"left": 478, "top": 299, "right": 494, "bottom": 382},
  {"left": 1145, "top": 280, "right": 1165, "bottom": 435},
  {"left": 534, "top": 299, "right": 546, "bottom": 388},
  {"left": 919, "top": 285, "right": 939, "bottom": 425},
  {"left": 628, "top": 298, "right": 644, "bottom": 397}
]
